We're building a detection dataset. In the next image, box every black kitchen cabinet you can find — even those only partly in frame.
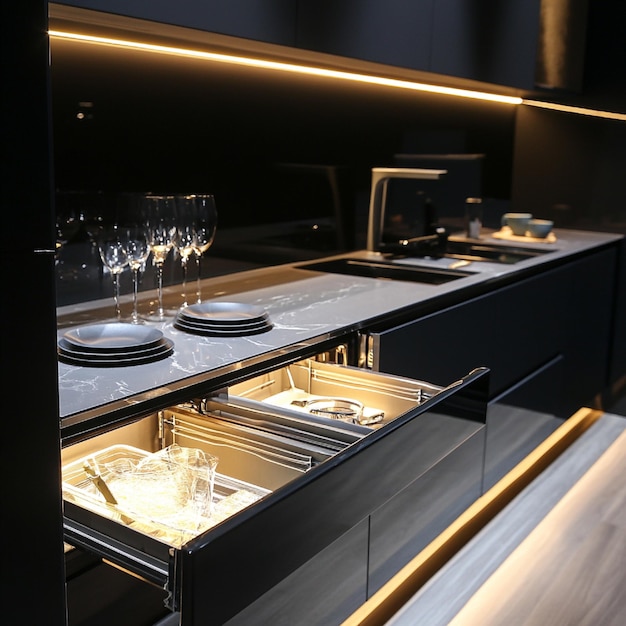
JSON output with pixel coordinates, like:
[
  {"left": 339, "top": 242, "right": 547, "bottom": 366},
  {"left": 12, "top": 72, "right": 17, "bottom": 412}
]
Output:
[
  {"left": 227, "top": 422, "right": 485, "bottom": 625},
  {"left": 368, "top": 247, "right": 618, "bottom": 488},
  {"left": 56, "top": 0, "right": 597, "bottom": 93},
  {"left": 55, "top": 0, "right": 298, "bottom": 46},
  {"left": 60, "top": 356, "right": 488, "bottom": 625},
  {"left": 610, "top": 239, "right": 626, "bottom": 390},
  {"left": 370, "top": 247, "right": 617, "bottom": 415},
  {"left": 430, "top": 0, "right": 542, "bottom": 89},
  {"left": 60, "top": 0, "right": 543, "bottom": 90},
  {"left": 297, "top": 0, "right": 544, "bottom": 90},
  {"left": 296, "top": 0, "right": 433, "bottom": 71}
]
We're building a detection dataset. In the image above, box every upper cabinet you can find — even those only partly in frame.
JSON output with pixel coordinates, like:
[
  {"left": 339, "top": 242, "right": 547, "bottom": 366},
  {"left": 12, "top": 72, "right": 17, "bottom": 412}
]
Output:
[
  {"left": 296, "top": 0, "right": 542, "bottom": 90},
  {"left": 429, "top": 0, "right": 542, "bottom": 89},
  {"left": 54, "top": 0, "right": 588, "bottom": 92},
  {"left": 53, "top": 0, "right": 299, "bottom": 46},
  {"left": 296, "top": 0, "right": 434, "bottom": 71}
]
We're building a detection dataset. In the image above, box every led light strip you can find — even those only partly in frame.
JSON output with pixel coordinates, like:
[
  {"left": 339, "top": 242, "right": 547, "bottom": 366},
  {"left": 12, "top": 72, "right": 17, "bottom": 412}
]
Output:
[
  {"left": 48, "top": 30, "right": 521, "bottom": 105},
  {"left": 522, "top": 98, "right": 626, "bottom": 121},
  {"left": 48, "top": 30, "right": 626, "bottom": 120}
]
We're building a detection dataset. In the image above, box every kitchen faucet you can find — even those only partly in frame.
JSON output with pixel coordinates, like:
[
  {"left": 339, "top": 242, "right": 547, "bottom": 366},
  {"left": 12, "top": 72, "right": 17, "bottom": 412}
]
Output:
[{"left": 366, "top": 167, "right": 447, "bottom": 251}]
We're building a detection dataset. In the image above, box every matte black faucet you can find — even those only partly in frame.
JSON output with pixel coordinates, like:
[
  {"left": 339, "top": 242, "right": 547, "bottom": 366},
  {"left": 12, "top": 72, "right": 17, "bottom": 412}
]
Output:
[{"left": 366, "top": 167, "right": 447, "bottom": 251}]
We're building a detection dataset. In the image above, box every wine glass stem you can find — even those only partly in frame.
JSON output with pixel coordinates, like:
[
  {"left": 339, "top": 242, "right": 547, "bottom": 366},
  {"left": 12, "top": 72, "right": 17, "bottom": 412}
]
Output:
[
  {"left": 112, "top": 273, "right": 122, "bottom": 320},
  {"left": 196, "top": 256, "right": 202, "bottom": 304},
  {"left": 181, "top": 259, "right": 188, "bottom": 307},
  {"left": 132, "top": 269, "right": 140, "bottom": 323},
  {"left": 156, "top": 263, "right": 164, "bottom": 319}
]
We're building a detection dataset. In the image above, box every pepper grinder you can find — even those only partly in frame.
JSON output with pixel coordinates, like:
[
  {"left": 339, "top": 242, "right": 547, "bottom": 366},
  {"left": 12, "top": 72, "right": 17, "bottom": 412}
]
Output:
[{"left": 465, "top": 197, "right": 483, "bottom": 238}]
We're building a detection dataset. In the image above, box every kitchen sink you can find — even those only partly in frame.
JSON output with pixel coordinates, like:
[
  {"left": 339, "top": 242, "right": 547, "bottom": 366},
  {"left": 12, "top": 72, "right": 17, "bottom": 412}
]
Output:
[
  {"left": 375, "top": 233, "right": 556, "bottom": 266},
  {"left": 296, "top": 257, "right": 474, "bottom": 284},
  {"left": 443, "top": 240, "right": 556, "bottom": 264}
]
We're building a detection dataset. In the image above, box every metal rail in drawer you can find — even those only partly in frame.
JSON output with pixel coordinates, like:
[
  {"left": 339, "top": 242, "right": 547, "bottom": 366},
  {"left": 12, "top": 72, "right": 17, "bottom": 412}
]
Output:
[{"left": 64, "top": 515, "right": 170, "bottom": 587}]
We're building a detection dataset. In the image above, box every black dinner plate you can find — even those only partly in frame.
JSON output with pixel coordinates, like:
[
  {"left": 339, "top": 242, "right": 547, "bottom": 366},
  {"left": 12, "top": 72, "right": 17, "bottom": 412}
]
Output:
[
  {"left": 62, "top": 323, "right": 165, "bottom": 353},
  {"left": 180, "top": 302, "right": 269, "bottom": 325},
  {"left": 58, "top": 339, "right": 174, "bottom": 367},
  {"left": 173, "top": 319, "right": 272, "bottom": 337}
]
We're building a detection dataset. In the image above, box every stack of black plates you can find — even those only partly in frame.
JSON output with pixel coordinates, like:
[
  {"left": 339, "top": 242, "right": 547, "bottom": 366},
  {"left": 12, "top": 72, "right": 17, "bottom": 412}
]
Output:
[
  {"left": 58, "top": 323, "right": 174, "bottom": 367},
  {"left": 174, "top": 302, "right": 273, "bottom": 337}
]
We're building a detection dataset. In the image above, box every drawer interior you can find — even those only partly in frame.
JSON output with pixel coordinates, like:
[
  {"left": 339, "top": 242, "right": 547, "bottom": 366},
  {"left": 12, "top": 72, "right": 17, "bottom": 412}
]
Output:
[{"left": 61, "top": 359, "right": 445, "bottom": 549}]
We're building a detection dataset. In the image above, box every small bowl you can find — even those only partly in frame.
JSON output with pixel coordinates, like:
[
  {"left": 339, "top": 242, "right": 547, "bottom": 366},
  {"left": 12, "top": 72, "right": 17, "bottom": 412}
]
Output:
[
  {"left": 526, "top": 219, "right": 554, "bottom": 238},
  {"left": 502, "top": 212, "right": 532, "bottom": 236}
]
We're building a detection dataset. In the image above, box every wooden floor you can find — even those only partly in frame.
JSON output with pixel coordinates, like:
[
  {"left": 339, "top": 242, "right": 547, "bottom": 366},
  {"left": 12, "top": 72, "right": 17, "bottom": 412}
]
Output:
[
  {"left": 386, "top": 413, "right": 626, "bottom": 626},
  {"left": 449, "top": 428, "right": 626, "bottom": 626}
]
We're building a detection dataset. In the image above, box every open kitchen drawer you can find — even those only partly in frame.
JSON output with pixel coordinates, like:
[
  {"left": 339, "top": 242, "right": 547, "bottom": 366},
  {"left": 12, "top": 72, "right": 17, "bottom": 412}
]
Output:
[{"left": 61, "top": 359, "right": 489, "bottom": 625}]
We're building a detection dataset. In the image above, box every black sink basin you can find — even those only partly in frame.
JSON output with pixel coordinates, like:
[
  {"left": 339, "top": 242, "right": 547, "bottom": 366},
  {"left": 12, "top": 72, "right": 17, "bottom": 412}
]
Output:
[
  {"left": 296, "top": 258, "right": 474, "bottom": 284},
  {"left": 443, "top": 240, "right": 555, "bottom": 264}
]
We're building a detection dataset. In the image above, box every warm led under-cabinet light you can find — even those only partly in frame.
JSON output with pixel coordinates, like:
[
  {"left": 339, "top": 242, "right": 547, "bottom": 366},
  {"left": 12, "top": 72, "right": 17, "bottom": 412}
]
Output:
[
  {"left": 48, "top": 30, "right": 626, "bottom": 121},
  {"left": 48, "top": 30, "right": 522, "bottom": 106},
  {"left": 521, "top": 98, "right": 626, "bottom": 121}
]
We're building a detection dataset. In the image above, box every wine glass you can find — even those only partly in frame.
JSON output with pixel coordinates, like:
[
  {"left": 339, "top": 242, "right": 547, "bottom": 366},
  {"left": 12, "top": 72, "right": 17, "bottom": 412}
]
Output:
[
  {"left": 174, "top": 195, "right": 199, "bottom": 308},
  {"left": 143, "top": 195, "right": 177, "bottom": 321},
  {"left": 190, "top": 194, "right": 218, "bottom": 304},
  {"left": 97, "top": 227, "right": 129, "bottom": 320},
  {"left": 121, "top": 225, "right": 151, "bottom": 323}
]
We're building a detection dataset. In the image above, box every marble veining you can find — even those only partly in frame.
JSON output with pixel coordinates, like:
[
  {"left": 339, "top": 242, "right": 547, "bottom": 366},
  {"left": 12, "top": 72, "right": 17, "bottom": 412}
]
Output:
[{"left": 56, "top": 229, "right": 622, "bottom": 419}]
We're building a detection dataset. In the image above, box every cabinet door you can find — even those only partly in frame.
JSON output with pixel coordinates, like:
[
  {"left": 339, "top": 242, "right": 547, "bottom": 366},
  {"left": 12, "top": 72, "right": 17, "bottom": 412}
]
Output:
[
  {"left": 559, "top": 247, "right": 617, "bottom": 407},
  {"left": 368, "top": 428, "right": 484, "bottom": 594},
  {"left": 296, "top": 0, "right": 433, "bottom": 70},
  {"left": 226, "top": 519, "right": 369, "bottom": 626},
  {"left": 296, "top": 0, "right": 542, "bottom": 89},
  {"left": 430, "top": 0, "right": 542, "bottom": 89},
  {"left": 371, "top": 248, "right": 618, "bottom": 418},
  {"left": 484, "top": 400, "right": 564, "bottom": 491},
  {"left": 60, "top": 0, "right": 298, "bottom": 46},
  {"left": 610, "top": 239, "right": 626, "bottom": 386},
  {"left": 372, "top": 270, "right": 567, "bottom": 399}
]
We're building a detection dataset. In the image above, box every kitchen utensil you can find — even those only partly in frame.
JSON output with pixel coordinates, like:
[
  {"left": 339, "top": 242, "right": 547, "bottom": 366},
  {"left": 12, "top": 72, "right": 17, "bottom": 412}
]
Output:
[{"left": 291, "top": 397, "right": 364, "bottom": 423}]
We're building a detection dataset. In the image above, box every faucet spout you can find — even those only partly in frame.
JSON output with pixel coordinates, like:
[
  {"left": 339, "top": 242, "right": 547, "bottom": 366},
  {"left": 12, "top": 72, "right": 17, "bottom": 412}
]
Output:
[{"left": 366, "top": 167, "right": 447, "bottom": 251}]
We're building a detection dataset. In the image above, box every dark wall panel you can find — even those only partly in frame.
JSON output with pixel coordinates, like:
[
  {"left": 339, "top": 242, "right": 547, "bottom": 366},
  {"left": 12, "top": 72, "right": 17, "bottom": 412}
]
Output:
[
  {"left": 512, "top": 105, "right": 626, "bottom": 231},
  {"left": 51, "top": 36, "right": 516, "bottom": 233}
]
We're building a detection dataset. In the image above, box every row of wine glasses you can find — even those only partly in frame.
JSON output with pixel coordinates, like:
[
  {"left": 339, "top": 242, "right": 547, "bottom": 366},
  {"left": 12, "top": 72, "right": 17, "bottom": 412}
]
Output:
[
  {"left": 142, "top": 193, "right": 218, "bottom": 322},
  {"left": 97, "top": 193, "right": 218, "bottom": 323}
]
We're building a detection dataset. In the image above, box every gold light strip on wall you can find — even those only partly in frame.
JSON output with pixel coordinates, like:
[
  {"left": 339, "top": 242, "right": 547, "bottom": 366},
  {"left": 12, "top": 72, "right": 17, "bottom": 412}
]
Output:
[
  {"left": 522, "top": 98, "right": 626, "bottom": 121},
  {"left": 48, "top": 30, "right": 626, "bottom": 121},
  {"left": 48, "top": 30, "right": 522, "bottom": 105}
]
